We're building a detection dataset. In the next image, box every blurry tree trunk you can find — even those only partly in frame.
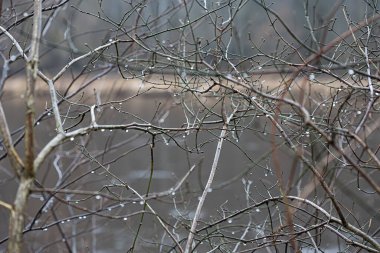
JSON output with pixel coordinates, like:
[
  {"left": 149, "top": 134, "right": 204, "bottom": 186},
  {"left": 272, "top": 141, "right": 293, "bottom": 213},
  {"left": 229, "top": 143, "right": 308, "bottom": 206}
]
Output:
[
  {"left": 7, "top": 0, "right": 42, "bottom": 252},
  {"left": 7, "top": 178, "right": 34, "bottom": 252}
]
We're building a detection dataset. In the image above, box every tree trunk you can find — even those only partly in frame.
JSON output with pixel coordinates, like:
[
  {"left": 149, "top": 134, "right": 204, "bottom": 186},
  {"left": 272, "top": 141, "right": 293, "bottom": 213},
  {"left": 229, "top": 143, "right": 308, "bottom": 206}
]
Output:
[
  {"left": 7, "top": 0, "right": 41, "bottom": 252},
  {"left": 7, "top": 177, "right": 33, "bottom": 252}
]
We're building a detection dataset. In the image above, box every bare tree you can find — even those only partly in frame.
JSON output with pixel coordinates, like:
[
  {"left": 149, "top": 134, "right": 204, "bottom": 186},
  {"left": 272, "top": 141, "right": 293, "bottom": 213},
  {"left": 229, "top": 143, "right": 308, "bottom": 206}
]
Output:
[{"left": 0, "top": 0, "right": 379, "bottom": 252}]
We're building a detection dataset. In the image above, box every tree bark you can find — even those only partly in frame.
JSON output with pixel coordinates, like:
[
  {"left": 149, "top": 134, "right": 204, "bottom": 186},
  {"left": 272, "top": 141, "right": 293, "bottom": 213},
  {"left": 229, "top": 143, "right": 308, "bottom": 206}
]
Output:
[
  {"left": 7, "top": 0, "right": 41, "bottom": 252},
  {"left": 7, "top": 177, "right": 33, "bottom": 252}
]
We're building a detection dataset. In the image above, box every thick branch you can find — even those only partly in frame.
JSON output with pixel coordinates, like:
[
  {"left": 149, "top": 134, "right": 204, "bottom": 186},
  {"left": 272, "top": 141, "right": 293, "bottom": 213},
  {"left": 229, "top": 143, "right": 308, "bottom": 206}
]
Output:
[
  {"left": 0, "top": 102, "right": 24, "bottom": 174},
  {"left": 184, "top": 106, "right": 237, "bottom": 253}
]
